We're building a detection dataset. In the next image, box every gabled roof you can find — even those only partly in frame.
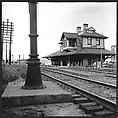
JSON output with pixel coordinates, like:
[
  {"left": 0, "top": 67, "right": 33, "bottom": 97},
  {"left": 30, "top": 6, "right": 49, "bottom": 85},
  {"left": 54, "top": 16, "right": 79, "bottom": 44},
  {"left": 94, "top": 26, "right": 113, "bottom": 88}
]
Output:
[
  {"left": 78, "top": 30, "right": 108, "bottom": 39},
  {"left": 61, "top": 32, "right": 77, "bottom": 41},
  {"left": 87, "top": 27, "right": 96, "bottom": 31},
  {"left": 44, "top": 48, "right": 115, "bottom": 58},
  {"left": 60, "top": 28, "right": 108, "bottom": 41}
]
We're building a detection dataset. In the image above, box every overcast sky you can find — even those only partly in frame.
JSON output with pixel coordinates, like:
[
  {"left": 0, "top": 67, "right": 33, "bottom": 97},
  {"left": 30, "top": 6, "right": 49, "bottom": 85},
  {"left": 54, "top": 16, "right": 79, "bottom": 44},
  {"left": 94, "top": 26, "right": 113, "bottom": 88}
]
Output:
[{"left": 2, "top": 2, "right": 116, "bottom": 60}]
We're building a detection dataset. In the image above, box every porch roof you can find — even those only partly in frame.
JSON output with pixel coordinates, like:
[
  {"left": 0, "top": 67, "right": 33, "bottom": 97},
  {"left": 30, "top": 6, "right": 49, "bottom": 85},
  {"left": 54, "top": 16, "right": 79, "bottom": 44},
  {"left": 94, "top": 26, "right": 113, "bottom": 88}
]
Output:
[{"left": 44, "top": 48, "right": 115, "bottom": 58}]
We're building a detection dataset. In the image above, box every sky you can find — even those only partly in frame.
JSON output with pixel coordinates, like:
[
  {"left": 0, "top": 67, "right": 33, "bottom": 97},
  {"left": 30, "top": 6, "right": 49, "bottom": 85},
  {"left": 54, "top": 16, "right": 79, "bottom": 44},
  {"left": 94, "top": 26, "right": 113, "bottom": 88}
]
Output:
[{"left": 2, "top": 2, "right": 116, "bottom": 61}]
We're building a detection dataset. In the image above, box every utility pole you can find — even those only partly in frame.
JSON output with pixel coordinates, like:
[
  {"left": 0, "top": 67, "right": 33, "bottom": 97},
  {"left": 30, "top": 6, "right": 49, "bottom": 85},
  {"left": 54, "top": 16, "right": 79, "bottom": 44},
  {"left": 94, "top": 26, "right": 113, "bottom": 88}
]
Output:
[
  {"left": 19, "top": 55, "right": 20, "bottom": 64},
  {"left": 12, "top": 55, "right": 14, "bottom": 63},
  {"left": 9, "top": 22, "right": 13, "bottom": 65},
  {"left": 22, "top": 2, "right": 44, "bottom": 89},
  {"left": 1, "top": 19, "right": 14, "bottom": 65},
  {"left": 1, "top": 21, "right": 5, "bottom": 61},
  {"left": 6, "top": 19, "right": 9, "bottom": 35},
  {"left": 5, "top": 41, "right": 9, "bottom": 63},
  {"left": 6, "top": 41, "right": 7, "bottom": 63}
]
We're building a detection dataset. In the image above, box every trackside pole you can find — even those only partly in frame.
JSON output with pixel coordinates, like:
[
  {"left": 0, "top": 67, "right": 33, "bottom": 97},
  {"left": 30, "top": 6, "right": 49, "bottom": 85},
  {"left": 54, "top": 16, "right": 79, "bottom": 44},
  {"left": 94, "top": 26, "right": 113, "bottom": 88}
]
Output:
[{"left": 22, "top": 2, "right": 44, "bottom": 89}]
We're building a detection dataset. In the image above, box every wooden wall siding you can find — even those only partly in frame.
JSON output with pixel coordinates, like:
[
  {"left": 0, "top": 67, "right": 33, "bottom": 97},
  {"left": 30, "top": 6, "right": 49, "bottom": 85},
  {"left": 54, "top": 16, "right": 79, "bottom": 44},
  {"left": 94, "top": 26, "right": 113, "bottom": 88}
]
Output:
[{"left": 76, "top": 36, "right": 82, "bottom": 52}]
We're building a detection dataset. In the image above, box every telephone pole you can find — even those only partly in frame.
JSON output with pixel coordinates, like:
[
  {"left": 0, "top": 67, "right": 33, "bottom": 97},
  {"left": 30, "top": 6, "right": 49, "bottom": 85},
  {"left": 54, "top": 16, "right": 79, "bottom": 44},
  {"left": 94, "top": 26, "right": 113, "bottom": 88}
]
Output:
[
  {"left": 5, "top": 41, "right": 9, "bottom": 63},
  {"left": 1, "top": 21, "right": 5, "bottom": 61},
  {"left": 9, "top": 22, "right": 13, "bottom": 65},
  {"left": 1, "top": 19, "right": 14, "bottom": 65}
]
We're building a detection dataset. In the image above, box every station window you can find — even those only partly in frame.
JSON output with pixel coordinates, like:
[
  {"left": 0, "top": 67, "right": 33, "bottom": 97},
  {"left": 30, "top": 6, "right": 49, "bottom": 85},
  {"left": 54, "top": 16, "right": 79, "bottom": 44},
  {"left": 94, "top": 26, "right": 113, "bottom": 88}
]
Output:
[
  {"left": 87, "top": 37, "right": 92, "bottom": 45},
  {"left": 96, "top": 38, "right": 100, "bottom": 45},
  {"left": 63, "top": 40, "right": 67, "bottom": 47},
  {"left": 69, "top": 40, "right": 75, "bottom": 47}
]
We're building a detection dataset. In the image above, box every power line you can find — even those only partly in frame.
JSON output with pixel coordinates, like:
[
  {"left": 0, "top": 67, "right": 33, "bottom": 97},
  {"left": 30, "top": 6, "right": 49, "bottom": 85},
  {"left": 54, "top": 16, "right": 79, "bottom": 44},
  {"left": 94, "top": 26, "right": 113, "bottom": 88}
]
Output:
[{"left": 1, "top": 19, "right": 14, "bottom": 65}]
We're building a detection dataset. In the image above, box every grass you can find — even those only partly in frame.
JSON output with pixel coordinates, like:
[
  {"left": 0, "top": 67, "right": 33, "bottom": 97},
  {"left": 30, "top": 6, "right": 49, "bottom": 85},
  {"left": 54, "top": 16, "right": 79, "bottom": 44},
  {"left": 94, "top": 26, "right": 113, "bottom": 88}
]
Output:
[{"left": 2, "top": 63, "right": 27, "bottom": 93}]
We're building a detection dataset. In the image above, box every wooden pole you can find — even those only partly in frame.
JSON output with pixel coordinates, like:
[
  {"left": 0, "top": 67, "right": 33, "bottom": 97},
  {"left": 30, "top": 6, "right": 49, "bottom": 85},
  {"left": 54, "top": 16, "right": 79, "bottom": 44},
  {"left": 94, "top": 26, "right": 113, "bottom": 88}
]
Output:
[
  {"left": 6, "top": 41, "right": 8, "bottom": 63},
  {"left": 19, "top": 55, "right": 20, "bottom": 64},
  {"left": 9, "top": 22, "right": 13, "bottom": 65}
]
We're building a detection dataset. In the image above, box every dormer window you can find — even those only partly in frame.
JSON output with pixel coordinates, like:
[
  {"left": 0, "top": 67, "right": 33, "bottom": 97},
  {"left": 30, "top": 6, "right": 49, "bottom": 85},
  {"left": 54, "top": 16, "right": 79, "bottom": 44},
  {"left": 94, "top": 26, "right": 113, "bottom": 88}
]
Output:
[
  {"left": 87, "top": 37, "right": 92, "bottom": 45},
  {"left": 96, "top": 38, "right": 100, "bottom": 45},
  {"left": 87, "top": 27, "right": 96, "bottom": 33},
  {"left": 87, "top": 30, "right": 94, "bottom": 33},
  {"left": 69, "top": 40, "right": 75, "bottom": 47},
  {"left": 63, "top": 40, "right": 67, "bottom": 47}
]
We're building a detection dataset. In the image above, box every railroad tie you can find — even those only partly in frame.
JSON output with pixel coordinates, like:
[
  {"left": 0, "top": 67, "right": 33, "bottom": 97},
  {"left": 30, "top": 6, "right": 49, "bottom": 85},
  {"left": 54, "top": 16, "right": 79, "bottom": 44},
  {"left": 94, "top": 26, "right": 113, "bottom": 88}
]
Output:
[
  {"left": 93, "top": 109, "right": 116, "bottom": 117},
  {"left": 79, "top": 102, "right": 98, "bottom": 108},
  {"left": 83, "top": 105, "right": 104, "bottom": 113},
  {"left": 72, "top": 97, "right": 90, "bottom": 104},
  {"left": 71, "top": 94, "right": 82, "bottom": 98}
]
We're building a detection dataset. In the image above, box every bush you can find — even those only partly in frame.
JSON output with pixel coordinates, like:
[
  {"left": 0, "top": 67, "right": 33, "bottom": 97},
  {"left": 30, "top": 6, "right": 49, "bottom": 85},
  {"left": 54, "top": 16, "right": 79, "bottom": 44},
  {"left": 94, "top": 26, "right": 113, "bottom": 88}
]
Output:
[{"left": 2, "top": 64, "right": 27, "bottom": 93}]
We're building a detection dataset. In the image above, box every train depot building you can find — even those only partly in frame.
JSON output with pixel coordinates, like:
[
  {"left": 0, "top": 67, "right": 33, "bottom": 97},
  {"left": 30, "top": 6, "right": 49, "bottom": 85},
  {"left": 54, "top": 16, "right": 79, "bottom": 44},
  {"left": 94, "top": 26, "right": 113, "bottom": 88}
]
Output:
[{"left": 44, "top": 23, "right": 115, "bottom": 67}]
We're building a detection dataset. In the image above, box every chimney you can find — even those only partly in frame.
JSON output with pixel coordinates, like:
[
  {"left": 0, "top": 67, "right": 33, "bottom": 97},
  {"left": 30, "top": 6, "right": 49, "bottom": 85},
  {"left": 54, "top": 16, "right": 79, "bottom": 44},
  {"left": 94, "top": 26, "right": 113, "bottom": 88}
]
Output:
[
  {"left": 76, "top": 27, "right": 81, "bottom": 33},
  {"left": 83, "top": 23, "right": 88, "bottom": 30}
]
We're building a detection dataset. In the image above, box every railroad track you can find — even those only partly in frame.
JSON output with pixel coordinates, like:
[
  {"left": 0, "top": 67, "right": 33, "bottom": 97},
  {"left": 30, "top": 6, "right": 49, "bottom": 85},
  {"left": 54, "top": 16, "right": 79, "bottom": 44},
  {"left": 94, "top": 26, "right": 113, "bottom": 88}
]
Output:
[
  {"left": 59, "top": 66, "right": 116, "bottom": 78},
  {"left": 41, "top": 67, "right": 116, "bottom": 89},
  {"left": 41, "top": 72, "right": 116, "bottom": 117},
  {"left": 42, "top": 65, "right": 116, "bottom": 78},
  {"left": 67, "top": 66, "right": 116, "bottom": 76}
]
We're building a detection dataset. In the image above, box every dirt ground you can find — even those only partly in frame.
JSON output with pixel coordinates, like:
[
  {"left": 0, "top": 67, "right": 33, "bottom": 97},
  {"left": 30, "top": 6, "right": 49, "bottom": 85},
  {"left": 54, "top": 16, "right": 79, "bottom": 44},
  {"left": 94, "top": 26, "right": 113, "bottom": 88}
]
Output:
[
  {"left": 2, "top": 103, "right": 91, "bottom": 117},
  {"left": 2, "top": 64, "right": 90, "bottom": 116}
]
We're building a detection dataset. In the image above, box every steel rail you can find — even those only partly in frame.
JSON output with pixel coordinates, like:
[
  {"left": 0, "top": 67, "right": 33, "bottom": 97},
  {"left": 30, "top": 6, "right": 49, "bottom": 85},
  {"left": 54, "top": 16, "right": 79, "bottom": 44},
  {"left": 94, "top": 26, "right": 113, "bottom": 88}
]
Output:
[
  {"left": 41, "top": 72, "right": 116, "bottom": 112},
  {"left": 68, "top": 67, "right": 116, "bottom": 76},
  {"left": 60, "top": 67, "right": 116, "bottom": 78},
  {"left": 41, "top": 67, "right": 116, "bottom": 89},
  {"left": 105, "top": 74, "right": 116, "bottom": 78}
]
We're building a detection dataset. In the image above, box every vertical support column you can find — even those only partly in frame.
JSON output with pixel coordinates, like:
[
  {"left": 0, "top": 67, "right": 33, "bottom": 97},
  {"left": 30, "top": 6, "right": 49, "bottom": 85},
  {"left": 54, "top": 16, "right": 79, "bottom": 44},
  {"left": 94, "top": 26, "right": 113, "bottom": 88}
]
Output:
[
  {"left": 96, "top": 57, "right": 98, "bottom": 69},
  {"left": 67, "top": 56, "right": 70, "bottom": 67},
  {"left": 60, "top": 60, "right": 63, "bottom": 66},
  {"left": 83, "top": 58, "right": 88, "bottom": 67},
  {"left": 100, "top": 47, "right": 103, "bottom": 68},
  {"left": 67, "top": 40, "right": 69, "bottom": 48},
  {"left": 22, "top": 2, "right": 44, "bottom": 89},
  {"left": 77, "top": 61, "right": 79, "bottom": 66}
]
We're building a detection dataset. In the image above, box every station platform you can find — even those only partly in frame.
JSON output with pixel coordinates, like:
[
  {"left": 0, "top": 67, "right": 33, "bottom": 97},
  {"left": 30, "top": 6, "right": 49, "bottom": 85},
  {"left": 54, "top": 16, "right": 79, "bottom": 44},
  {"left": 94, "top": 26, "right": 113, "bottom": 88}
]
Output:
[{"left": 2, "top": 77, "right": 72, "bottom": 107}]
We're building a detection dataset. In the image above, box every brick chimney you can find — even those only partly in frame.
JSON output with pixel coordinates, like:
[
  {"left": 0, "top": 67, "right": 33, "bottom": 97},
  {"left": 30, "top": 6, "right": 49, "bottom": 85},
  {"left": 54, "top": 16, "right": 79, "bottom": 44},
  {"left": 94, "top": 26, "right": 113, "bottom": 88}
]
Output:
[
  {"left": 76, "top": 27, "right": 81, "bottom": 33},
  {"left": 83, "top": 23, "right": 88, "bottom": 30}
]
